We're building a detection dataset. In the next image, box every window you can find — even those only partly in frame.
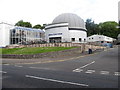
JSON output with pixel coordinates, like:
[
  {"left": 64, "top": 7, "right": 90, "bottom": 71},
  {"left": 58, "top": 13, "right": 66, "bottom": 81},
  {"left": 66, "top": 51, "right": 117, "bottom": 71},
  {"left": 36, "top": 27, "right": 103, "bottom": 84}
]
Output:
[
  {"left": 92, "top": 37, "right": 94, "bottom": 39},
  {"left": 89, "top": 38, "right": 90, "bottom": 40},
  {"left": 84, "top": 39, "right": 86, "bottom": 42},
  {"left": 71, "top": 38, "right": 75, "bottom": 42},
  {"left": 79, "top": 38, "right": 82, "bottom": 42}
]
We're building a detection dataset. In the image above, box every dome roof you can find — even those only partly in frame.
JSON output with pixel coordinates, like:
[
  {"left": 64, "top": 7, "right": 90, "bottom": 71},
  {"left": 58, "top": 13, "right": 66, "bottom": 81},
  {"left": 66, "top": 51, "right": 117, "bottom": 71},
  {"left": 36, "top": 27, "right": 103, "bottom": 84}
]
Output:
[{"left": 52, "top": 13, "right": 85, "bottom": 28}]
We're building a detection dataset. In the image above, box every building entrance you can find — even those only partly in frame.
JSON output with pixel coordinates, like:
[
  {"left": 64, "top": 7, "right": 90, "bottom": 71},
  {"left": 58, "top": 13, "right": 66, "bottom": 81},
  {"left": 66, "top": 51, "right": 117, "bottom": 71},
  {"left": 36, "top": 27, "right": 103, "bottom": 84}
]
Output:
[{"left": 49, "top": 37, "right": 61, "bottom": 43}]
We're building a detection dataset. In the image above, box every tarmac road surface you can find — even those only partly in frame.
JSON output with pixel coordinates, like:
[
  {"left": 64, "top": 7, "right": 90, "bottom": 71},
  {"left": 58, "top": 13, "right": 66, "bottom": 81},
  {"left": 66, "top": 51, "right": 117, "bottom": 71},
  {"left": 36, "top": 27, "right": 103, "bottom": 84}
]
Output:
[{"left": 1, "top": 47, "right": 119, "bottom": 88}]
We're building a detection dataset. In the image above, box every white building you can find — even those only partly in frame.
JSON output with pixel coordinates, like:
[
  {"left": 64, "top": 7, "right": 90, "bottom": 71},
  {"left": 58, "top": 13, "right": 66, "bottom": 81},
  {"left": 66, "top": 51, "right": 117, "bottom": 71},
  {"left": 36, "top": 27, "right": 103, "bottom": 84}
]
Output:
[
  {"left": 0, "top": 22, "right": 45, "bottom": 47},
  {"left": 45, "top": 13, "right": 87, "bottom": 43},
  {"left": 0, "top": 22, "right": 14, "bottom": 47},
  {"left": 87, "top": 35, "right": 115, "bottom": 43}
]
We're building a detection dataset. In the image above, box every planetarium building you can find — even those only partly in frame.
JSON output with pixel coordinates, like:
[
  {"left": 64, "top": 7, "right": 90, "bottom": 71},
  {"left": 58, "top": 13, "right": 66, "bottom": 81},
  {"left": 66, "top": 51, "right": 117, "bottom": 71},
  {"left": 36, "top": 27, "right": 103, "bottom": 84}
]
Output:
[{"left": 45, "top": 13, "right": 87, "bottom": 43}]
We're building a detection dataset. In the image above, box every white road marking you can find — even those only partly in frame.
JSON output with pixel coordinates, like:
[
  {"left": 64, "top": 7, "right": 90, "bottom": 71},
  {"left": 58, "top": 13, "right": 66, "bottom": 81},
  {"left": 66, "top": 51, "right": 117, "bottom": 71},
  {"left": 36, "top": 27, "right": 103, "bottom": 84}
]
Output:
[
  {"left": 29, "top": 67, "right": 45, "bottom": 69},
  {"left": 14, "top": 65, "right": 23, "bottom": 67},
  {"left": 114, "top": 72, "right": 120, "bottom": 76},
  {"left": 29, "top": 67, "right": 56, "bottom": 70},
  {"left": 73, "top": 68, "right": 119, "bottom": 76},
  {"left": 4, "top": 64, "right": 10, "bottom": 65},
  {"left": 0, "top": 71, "right": 7, "bottom": 73},
  {"left": 73, "top": 69, "right": 83, "bottom": 72},
  {"left": 29, "top": 67, "right": 36, "bottom": 68},
  {"left": 79, "top": 61, "right": 95, "bottom": 69},
  {"left": 85, "top": 70, "right": 95, "bottom": 74},
  {"left": 25, "top": 75, "right": 89, "bottom": 87},
  {"left": 73, "top": 61, "right": 95, "bottom": 72},
  {"left": 100, "top": 71, "right": 109, "bottom": 75}
]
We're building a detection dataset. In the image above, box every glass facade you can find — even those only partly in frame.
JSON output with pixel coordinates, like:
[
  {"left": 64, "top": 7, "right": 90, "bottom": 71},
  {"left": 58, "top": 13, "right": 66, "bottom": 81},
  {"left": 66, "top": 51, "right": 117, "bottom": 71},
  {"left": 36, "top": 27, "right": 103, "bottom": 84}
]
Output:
[{"left": 10, "top": 27, "right": 45, "bottom": 45}]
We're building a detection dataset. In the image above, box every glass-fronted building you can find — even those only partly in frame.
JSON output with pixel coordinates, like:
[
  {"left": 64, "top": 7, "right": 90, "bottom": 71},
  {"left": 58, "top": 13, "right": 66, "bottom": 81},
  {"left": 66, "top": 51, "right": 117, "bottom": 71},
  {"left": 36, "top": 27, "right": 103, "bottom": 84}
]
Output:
[
  {"left": 10, "top": 27, "right": 45, "bottom": 45},
  {"left": 0, "top": 22, "right": 45, "bottom": 47}
]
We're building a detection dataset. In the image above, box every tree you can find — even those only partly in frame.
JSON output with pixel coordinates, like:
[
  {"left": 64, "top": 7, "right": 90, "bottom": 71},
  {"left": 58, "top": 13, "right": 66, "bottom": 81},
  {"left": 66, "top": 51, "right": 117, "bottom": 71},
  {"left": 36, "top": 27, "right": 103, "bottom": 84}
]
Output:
[
  {"left": 33, "top": 24, "right": 42, "bottom": 29},
  {"left": 85, "top": 19, "right": 99, "bottom": 36},
  {"left": 15, "top": 20, "right": 32, "bottom": 28},
  {"left": 33, "top": 24, "right": 46, "bottom": 29},
  {"left": 98, "top": 21, "right": 119, "bottom": 39},
  {"left": 86, "top": 19, "right": 119, "bottom": 39},
  {"left": 41, "top": 24, "right": 46, "bottom": 29}
]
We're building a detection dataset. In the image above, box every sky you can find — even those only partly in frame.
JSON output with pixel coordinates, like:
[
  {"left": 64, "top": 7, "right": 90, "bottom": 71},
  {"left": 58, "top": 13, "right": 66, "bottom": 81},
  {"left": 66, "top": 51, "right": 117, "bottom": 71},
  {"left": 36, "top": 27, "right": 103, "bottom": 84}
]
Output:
[{"left": 0, "top": 0, "right": 119, "bottom": 26}]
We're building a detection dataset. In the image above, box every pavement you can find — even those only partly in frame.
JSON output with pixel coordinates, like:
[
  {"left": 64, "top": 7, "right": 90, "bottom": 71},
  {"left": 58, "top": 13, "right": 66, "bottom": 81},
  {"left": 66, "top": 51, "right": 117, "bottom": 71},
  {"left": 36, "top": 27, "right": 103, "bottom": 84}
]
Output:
[{"left": 1, "top": 47, "right": 119, "bottom": 88}]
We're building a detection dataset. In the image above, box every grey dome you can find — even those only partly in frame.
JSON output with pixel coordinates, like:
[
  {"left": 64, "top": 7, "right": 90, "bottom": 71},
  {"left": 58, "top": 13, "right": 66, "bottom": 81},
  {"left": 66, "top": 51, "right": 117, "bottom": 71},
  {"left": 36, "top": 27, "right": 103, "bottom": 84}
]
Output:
[{"left": 52, "top": 13, "right": 85, "bottom": 28}]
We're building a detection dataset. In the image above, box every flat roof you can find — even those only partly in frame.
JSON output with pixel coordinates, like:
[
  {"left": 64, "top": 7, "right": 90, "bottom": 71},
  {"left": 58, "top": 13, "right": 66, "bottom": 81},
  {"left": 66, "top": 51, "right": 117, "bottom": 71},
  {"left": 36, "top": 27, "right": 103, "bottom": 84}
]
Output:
[{"left": 14, "top": 26, "right": 44, "bottom": 33}]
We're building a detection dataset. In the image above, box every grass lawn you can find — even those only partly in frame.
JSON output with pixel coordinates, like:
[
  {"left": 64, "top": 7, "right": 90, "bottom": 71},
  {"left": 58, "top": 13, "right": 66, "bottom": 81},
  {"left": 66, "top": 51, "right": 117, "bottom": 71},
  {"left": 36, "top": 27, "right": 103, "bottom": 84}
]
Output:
[
  {"left": 2, "top": 47, "right": 77, "bottom": 55},
  {"left": 0, "top": 48, "right": 2, "bottom": 54}
]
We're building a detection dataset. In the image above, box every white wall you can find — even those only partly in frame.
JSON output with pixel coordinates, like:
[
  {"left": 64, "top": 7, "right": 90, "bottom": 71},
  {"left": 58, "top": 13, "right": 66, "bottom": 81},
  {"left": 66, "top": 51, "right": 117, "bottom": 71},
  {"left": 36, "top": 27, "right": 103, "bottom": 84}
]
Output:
[
  {"left": 104, "top": 36, "right": 113, "bottom": 42},
  {"left": 45, "top": 27, "right": 70, "bottom": 42},
  {"left": 0, "top": 23, "right": 4, "bottom": 47},
  {"left": 0, "top": 23, "right": 14, "bottom": 47},
  {"left": 45, "top": 23, "right": 70, "bottom": 43},
  {"left": 87, "top": 35, "right": 103, "bottom": 42},
  {"left": 69, "top": 30, "right": 87, "bottom": 43},
  {"left": 87, "top": 35, "right": 114, "bottom": 42}
]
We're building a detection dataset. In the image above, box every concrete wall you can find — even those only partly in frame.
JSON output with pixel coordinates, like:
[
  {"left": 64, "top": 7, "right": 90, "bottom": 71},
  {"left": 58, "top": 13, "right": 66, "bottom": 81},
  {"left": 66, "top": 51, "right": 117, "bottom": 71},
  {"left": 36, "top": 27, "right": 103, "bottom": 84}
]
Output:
[
  {"left": 2, "top": 47, "right": 82, "bottom": 59},
  {"left": 3, "top": 43, "right": 106, "bottom": 59},
  {"left": 26, "top": 43, "right": 82, "bottom": 47},
  {"left": 6, "top": 43, "right": 105, "bottom": 49}
]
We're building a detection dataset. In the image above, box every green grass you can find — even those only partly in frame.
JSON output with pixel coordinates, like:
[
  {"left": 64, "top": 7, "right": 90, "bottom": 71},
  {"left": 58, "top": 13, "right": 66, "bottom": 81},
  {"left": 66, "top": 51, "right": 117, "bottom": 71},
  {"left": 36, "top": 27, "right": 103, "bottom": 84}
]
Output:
[
  {"left": 2, "top": 47, "right": 77, "bottom": 55},
  {"left": 0, "top": 48, "right": 2, "bottom": 54}
]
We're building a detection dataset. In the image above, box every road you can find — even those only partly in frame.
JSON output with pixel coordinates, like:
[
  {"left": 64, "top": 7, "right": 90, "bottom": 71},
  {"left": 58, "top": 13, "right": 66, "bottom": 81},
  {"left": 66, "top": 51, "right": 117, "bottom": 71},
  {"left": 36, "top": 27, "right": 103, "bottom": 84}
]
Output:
[{"left": 1, "top": 47, "right": 119, "bottom": 88}]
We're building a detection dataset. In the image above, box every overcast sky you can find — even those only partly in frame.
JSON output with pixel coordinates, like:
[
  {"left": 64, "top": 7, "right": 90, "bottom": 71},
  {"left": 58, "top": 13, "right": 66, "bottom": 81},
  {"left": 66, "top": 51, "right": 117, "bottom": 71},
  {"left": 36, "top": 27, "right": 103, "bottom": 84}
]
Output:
[{"left": 0, "top": 0, "right": 119, "bottom": 26}]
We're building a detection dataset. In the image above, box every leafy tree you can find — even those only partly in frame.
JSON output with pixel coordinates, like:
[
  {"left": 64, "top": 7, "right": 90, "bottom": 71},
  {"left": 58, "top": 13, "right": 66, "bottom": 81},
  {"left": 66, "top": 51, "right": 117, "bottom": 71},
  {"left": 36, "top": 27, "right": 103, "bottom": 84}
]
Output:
[
  {"left": 41, "top": 24, "right": 46, "bottom": 29},
  {"left": 33, "top": 24, "right": 46, "bottom": 29},
  {"left": 98, "top": 21, "right": 119, "bottom": 39},
  {"left": 118, "top": 21, "right": 120, "bottom": 29},
  {"left": 15, "top": 20, "right": 32, "bottom": 28},
  {"left": 85, "top": 19, "right": 99, "bottom": 36},
  {"left": 86, "top": 19, "right": 119, "bottom": 39},
  {"left": 33, "top": 24, "right": 42, "bottom": 29}
]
